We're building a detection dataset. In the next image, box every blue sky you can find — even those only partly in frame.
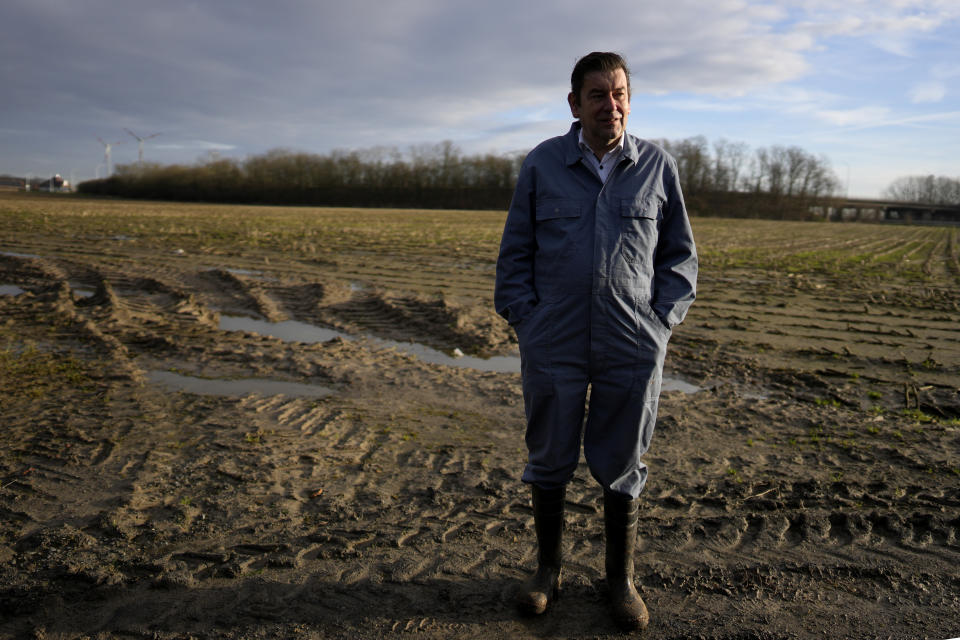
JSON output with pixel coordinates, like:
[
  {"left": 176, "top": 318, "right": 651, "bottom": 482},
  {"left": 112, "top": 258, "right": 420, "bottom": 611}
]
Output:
[{"left": 2, "top": 0, "right": 958, "bottom": 198}]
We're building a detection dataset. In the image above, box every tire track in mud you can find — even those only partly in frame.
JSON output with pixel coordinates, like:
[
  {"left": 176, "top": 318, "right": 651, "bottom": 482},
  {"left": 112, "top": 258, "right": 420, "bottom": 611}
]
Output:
[
  {"left": 645, "top": 489, "right": 959, "bottom": 557},
  {"left": 195, "top": 268, "right": 289, "bottom": 321},
  {"left": 685, "top": 274, "right": 960, "bottom": 416},
  {"left": 15, "top": 242, "right": 941, "bottom": 606},
  {"left": 0, "top": 251, "right": 393, "bottom": 602}
]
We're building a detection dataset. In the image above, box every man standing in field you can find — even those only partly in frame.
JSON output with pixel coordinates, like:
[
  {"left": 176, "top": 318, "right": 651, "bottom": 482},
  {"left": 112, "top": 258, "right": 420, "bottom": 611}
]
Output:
[{"left": 494, "top": 51, "right": 697, "bottom": 630}]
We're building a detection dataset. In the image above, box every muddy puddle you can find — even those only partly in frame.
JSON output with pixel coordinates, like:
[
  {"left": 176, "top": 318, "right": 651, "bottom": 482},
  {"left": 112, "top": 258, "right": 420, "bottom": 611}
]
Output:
[
  {"left": 219, "top": 313, "right": 519, "bottom": 372},
  {"left": 0, "top": 284, "right": 26, "bottom": 296},
  {"left": 147, "top": 370, "right": 335, "bottom": 398},
  {"left": 69, "top": 283, "right": 95, "bottom": 298},
  {"left": 0, "top": 250, "right": 43, "bottom": 259},
  {"left": 218, "top": 313, "right": 705, "bottom": 389},
  {"left": 660, "top": 377, "right": 703, "bottom": 394},
  {"left": 219, "top": 315, "right": 348, "bottom": 344},
  {"left": 201, "top": 266, "right": 265, "bottom": 277}
]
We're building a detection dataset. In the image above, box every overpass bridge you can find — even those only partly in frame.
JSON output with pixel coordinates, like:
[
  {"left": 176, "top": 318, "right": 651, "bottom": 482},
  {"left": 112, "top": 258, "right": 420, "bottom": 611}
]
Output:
[{"left": 816, "top": 198, "right": 960, "bottom": 225}]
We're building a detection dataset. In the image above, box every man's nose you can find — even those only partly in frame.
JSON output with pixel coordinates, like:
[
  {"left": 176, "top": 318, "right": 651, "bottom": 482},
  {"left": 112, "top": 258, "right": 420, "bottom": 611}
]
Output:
[{"left": 602, "top": 93, "right": 617, "bottom": 110}]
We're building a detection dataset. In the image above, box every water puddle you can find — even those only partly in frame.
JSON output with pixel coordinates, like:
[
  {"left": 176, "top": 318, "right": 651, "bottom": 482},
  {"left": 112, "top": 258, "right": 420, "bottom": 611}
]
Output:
[
  {"left": 219, "top": 315, "right": 349, "bottom": 343},
  {"left": 217, "top": 314, "right": 703, "bottom": 389},
  {"left": 1, "top": 250, "right": 43, "bottom": 259},
  {"left": 147, "top": 370, "right": 334, "bottom": 398},
  {"left": 661, "top": 377, "right": 702, "bottom": 394},
  {"left": 375, "top": 339, "right": 522, "bottom": 373},
  {"left": 217, "top": 313, "right": 516, "bottom": 372},
  {"left": 0, "top": 285, "right": 26, "bottom": 296},
  {"left": 202, "top": 266, "right": 264, "bottom": 277},
  {"left": 69, "top": 283, "right": 96, "bottom": 298},
  {"left": 735, "top": 387, "right": 769, "bottom": 401}
]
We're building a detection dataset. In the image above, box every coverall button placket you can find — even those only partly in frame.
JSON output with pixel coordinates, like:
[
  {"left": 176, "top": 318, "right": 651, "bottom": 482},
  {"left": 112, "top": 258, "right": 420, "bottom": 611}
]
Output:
[{"left": 590, "top": 157, "right": 627, "bottom": 377}]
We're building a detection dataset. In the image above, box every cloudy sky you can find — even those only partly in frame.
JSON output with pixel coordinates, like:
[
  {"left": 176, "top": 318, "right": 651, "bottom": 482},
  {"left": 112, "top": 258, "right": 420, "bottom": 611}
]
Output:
[{"left": 2, "top": 0, "right": 958, "bottom": 197}]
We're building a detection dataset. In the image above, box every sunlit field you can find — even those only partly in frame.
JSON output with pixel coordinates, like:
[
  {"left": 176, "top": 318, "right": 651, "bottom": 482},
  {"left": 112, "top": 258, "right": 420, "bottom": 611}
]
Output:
[{"left": 2, "top": 191, "right": 958, "bottom": 639}]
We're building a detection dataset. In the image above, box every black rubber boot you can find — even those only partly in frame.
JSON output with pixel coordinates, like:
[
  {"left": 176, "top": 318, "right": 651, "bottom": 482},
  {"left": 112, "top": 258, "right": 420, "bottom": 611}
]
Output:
[
  {"left": 515, "top": 484, "right": 565, "bottom": 615},
  {"left": 604, "top": 488, "right": 649, "bottom": 630}
]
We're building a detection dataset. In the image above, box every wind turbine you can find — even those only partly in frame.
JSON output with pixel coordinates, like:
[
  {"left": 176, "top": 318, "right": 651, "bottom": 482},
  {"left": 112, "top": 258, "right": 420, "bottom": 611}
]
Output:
[
  {"left": 97, "top": 137, "right": 124, "bottom": 176},
  {"left": 124, "top": 128, "right": 161, "bottom": 165}
]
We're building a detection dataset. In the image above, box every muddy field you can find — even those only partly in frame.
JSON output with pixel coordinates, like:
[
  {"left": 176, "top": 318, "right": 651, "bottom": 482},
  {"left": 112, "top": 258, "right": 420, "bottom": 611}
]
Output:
[{"left": 1, "top": 191, "right": 958, "bottom": 640}]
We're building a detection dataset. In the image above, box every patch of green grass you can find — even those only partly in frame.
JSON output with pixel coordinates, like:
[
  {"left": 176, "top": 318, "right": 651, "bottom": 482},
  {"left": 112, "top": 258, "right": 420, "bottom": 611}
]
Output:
[
  {"left": 902, "top": 409, "right": 936, "bottom": 424},
  {"left": 0, "top": 342, "right": 93, "bottom": 398}
]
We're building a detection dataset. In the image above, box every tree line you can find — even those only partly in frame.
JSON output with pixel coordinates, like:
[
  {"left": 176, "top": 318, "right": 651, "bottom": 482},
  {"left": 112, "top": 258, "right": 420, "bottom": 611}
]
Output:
[
  {"left": 882, "top": 175, "right": 960, "bottom": 206},
  {"left": 77, "top": 136, "right": 846, "bottom": 218},
  {"left": 79, "top": 142, "right": 523, "bottom": 210},
  {"left": 653, "top": 137, "right": 842, "bottom": 219}
]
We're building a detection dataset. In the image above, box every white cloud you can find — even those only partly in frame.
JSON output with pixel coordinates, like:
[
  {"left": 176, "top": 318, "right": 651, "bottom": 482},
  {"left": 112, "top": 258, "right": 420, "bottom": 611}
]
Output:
[
  {"left": 909, "top": 82, "right": 947, "bottom": 103},
  {"left": 814, "top": 106, "right": 892, "bottom": 126},
  {"left": 788, "top": 0, "right": 959, "bottom": 55}
]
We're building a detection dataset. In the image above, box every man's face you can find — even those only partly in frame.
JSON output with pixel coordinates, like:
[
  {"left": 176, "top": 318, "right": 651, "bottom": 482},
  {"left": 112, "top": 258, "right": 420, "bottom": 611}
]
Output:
[{"left": 568, "top": 68, "right": 630, "bottom": 155}]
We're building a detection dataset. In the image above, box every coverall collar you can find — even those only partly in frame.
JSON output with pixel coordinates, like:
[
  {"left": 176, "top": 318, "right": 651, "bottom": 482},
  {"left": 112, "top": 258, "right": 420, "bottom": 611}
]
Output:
[{"left": 564, "top": 121, "right": 640, "bottom": 168}]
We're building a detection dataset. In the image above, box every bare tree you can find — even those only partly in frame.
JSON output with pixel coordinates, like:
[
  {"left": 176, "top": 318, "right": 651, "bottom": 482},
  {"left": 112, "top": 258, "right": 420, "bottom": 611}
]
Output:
[
  {"left": 711, "top": 139, "right": 749, "bottom": 191},
  {"left": 883, "top": 175, "right": 960, "bottom": 205}
]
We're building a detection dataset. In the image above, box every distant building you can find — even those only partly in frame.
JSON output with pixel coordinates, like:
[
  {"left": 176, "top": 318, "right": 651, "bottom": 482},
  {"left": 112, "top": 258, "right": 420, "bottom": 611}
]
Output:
[
  {"left": 32, "top": 174, "right": 68, "bottom": 192},
  {"left": 0, "top": 175, "right": 26, "bottom": 190}
]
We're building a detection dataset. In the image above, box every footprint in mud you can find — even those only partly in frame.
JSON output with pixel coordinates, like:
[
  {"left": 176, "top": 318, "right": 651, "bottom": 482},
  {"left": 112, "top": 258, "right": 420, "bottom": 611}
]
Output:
[
  {"left": 384, "top": 554, "right": 435, "bottom": 583},
  {"left": 734, "top": 514, "right": 767, "bottom": 551},
  {"left": 868, "top": 512, "right": 910, "bottom": 546},
  {"left": 778, "top": 513, "right": 827, "bottom": 546},
  {"left": 691, "top": 516, "right": 748, "bottom": 549}
]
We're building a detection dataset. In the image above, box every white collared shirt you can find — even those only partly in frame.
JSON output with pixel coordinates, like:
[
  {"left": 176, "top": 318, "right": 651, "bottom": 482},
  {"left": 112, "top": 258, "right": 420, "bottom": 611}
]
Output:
[{"left": 578, "top": 129, "right": 624, "bottom": 183}]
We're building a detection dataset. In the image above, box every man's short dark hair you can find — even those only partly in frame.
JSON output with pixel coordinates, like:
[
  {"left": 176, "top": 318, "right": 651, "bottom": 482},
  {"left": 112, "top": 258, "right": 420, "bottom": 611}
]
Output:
[{"left": 570, "top": 52, "right": 631, "bottom": 105}]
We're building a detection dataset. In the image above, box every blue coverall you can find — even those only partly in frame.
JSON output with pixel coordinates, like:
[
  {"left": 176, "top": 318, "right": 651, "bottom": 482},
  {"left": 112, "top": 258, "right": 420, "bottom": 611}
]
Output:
[{"left": 494, "top": 122, "right": 698, "bottom": 499}]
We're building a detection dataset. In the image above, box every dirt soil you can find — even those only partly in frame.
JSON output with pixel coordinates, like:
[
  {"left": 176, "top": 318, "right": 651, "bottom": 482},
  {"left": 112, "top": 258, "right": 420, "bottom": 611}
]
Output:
[{"left": 1, "top": 194, "right": 958, "bottom": 639}]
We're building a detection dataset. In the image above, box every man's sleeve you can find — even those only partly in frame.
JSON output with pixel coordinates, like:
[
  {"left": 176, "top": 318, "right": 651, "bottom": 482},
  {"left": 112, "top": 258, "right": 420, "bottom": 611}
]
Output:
[
  {"left": 652, "top": 160, "right": 698, "bottom": 328},
  {"left": 494, "top": 159, "right": 538, "bottom": 327}
]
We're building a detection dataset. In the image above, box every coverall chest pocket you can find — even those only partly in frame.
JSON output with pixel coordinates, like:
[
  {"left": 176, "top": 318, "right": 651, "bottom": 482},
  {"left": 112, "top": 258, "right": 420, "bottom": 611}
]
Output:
[
  {"left": 535, "top": 198, "right": 582, "bottom": 262},
  {"left": 619, "top": 194, "right": 662, "bottom": 265}
]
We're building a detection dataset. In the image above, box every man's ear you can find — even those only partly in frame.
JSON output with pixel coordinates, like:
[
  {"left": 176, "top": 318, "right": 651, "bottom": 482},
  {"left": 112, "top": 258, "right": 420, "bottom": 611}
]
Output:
[{"left": 568, "top": 91, "right": 580, "bottom": 118}]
